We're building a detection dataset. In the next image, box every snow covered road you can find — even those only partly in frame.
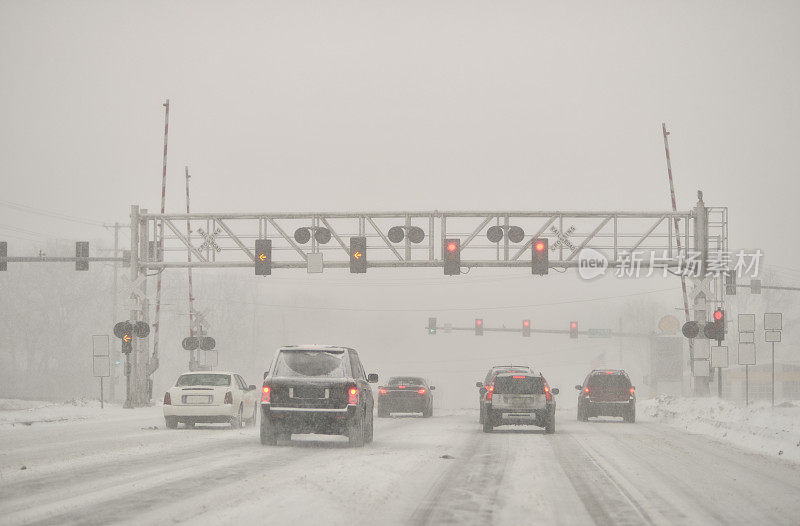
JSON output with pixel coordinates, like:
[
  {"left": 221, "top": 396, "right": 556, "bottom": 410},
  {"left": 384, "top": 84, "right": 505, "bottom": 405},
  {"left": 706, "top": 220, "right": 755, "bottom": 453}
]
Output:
[{"left": 2, "top": 406, "right": 800, "bottom": 525}]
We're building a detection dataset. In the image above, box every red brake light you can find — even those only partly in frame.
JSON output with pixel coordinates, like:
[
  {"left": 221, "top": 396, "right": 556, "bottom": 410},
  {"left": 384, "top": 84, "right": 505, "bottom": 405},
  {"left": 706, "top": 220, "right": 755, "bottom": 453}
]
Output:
[
  {"left": 224, "top": 391, "right": 233, "bottom": 404},
  {"left": 544, "top": 385, "right": 552, "bottom": 401},
  {"left": 163, "top": 392, "right": 171, "bottom": 405},
  {"left": 348, "top": 387, "right": 358, "bottom": 405},
  {"left": 486, "top": 384, "right": 494, "bottom": 401},
  {"left": 261, "top": 385, "right": 271, "bottom": 403},
  {"left": 399, "top": 385, "right": 406, "bottom": 389},
  {"left": 512, "top": 375, "right": 525, "bottom": 379},
  {"left": 379, "top": 388, "right": 387, "bottom": 395},
  {"left": 417, "top": 388, "right": 426, "bottom": 395},
  {"left": 584, "top": 387, "right": 590, "bottom": 394},
  {"left": 630, "top": 387, "right": 635, "bottom": 395},
  {"left": 605, "top": 371, "right": 614, "bottom": 374}
]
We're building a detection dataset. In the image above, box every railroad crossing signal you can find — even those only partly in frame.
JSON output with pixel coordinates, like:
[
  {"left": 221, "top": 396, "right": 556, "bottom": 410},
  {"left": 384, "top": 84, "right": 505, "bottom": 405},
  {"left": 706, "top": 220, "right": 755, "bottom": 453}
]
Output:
[
  {"left": 532, "top": 238, "right": 548, "bottom": 275},
  {"left": 522, "top": 319, "right": 531, "bottom": 337},
  {"left": 427, "top": 317, "right": 437, "bottom": 335},
  {"left": 475, "top": 318, "right": 484, "bottom": 336},
  {"left": 75, "top": 241, "right": 89, "bottom": 271},
  {"left": 712, "top": 309, "right": 725, "bottom": 344},
  {"left": 682, "top": 321, "right": 700, "bottom": 339},
  {"left": 255, "top": 239, "right": 272, "bottom": 276},
  {"left": 350, "top": 236, "right": 367, "bottom": 273},
  {"left": 569, "top": 321, "right": 578, "bottom": 338},
  {"left": 443, "top": 239, "right": 460, "bottom": 276}
]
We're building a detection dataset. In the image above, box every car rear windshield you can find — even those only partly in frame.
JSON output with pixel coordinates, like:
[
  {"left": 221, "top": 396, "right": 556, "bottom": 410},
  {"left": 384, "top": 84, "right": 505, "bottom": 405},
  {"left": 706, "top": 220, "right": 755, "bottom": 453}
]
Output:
[
  {"left": 588, "top": 374, "right": 630, "bottom": 389},
  {"left": 176, "top": 374, "right": 231, "bottom": 387},
  {"left": 273, "top": 350, "right": 347, "bottom": 378},
  {"left": 494, "top": 375, "right": 544, "bottom": 394},
  {"left": 388, "top": 377, "right": 424, "bottom": 386}
]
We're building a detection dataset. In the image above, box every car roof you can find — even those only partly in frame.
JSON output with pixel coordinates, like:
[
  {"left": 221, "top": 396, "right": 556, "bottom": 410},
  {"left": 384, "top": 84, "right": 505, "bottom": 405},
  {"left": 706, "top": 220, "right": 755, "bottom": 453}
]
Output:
[
  {"left": 490, "top": 365, "right": 532, "bottom": 370},
  {"left": 590, "top": 369, "right": 628, "bottom": 376},
  {"left": 279, "top": 344, "right": 355, "bottom": 352},
  {"left": 494, "top": 371, "right": 538, "bottom": 378},
  {"left": 178, "top": 371, "right": 234, "bottom": 376}
]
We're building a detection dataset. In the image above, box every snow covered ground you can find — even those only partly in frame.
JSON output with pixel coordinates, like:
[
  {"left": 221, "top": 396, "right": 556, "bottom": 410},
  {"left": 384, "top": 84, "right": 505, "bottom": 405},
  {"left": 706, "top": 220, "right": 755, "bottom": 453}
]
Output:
[
  {"left": 2, "top": 398, "right": 800, "bottom": 525},
  {"left": 639, "top": 395, "right": 800, "bottom": 463}
]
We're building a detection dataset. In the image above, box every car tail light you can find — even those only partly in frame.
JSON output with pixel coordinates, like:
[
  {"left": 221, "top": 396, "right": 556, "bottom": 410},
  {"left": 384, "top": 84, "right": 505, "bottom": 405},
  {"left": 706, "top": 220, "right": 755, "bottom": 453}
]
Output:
[
  {"left": 486, "top": 384, "right": 494, "bottom": 401},
  {"left": 224, "top": 391, "right": 233, "bottom": 404},
  {"left": 399, "top": 385, "right": 406, "bottom": 389},
  {"left": 163, "top": 392, "right": 171, "bottom": 405},
  {"left": 584, "top": 387, "right": 590, "bottom": 394},
  {"left": 417, "top": 388, "right": 427, "bottom": 395},
  {"left": 379, "top": 388, "right": 387, "bottom": 395},
  {"left": 512, "top": 375, "right": 525, "bottom": 379},
  {"left": 348, "top": 386, "right": 359, "bottom": 405},
  {"left": 630, "top": 387, "right": 635, "bottom": 395},
  {"left": 261, "top": 385, "right": 271, "bottom": 403},
  {"left": 544, "top": 385, "right": 552, "bottom": 401}
]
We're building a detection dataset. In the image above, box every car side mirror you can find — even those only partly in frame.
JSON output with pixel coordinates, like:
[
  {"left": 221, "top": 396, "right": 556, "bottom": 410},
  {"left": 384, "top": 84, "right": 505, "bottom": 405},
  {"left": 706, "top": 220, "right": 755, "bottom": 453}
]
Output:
[
  {"left": 367, "top": 373, "right": 379, "bottom": 383},
  {"left": 430, "top": 386, "right": 435, "bottom": 390},
  {"left": 476, "top": 382, "right": 483, "bottom": 388},
  {"left": 551, "top": 387, "right": 559, "bottom": 395},
  {"left": 249, "top": 385, "right": 256, "bottom": 391},
  {"left": 574, "top": 385, "right": 582, "bottom": 390}
]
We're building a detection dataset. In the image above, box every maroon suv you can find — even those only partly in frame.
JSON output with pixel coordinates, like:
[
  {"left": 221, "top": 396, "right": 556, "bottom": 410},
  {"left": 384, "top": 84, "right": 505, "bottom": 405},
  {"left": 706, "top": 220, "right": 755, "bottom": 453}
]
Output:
[{"left": 575, "top": 370, "right": 636, "bottom": 422}]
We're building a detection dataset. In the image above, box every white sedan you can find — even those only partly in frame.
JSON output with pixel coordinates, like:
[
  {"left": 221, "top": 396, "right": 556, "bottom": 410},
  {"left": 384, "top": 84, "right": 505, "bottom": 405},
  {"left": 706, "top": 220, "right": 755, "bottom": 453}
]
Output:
[{"left": 163, "top": 371, "right": 260, "bottom": 429}]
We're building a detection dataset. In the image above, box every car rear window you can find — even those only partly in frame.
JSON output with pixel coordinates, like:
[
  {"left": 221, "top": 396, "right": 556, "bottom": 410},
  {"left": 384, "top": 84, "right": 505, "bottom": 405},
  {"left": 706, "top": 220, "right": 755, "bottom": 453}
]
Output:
[
  {"left": 388, "top": 377, "right": 424, "bottom": 386},
  {"left": 494, "top": 375, "right": 544, "bottom": 394},
  {"left": 176, "top": 374, "right": 231, "bottom": 387},
  {"left": 274, "top": 350, "right": 347, "bottom": 378},
  {"left": 588, "top": 375, "right": 630, "bottom": 389}
]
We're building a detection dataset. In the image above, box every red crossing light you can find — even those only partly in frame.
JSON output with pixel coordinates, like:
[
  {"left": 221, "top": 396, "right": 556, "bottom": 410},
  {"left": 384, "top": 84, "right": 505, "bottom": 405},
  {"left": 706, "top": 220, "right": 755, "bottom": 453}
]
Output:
[
  {"left": 534, "top": 241, "right": 546, "bottom": 252},
  {"left": 446, "top": 242, "right": 457, "bottom": 253},
  {"left": 714, "top": 310, "right": 723, "bottom": 321}
]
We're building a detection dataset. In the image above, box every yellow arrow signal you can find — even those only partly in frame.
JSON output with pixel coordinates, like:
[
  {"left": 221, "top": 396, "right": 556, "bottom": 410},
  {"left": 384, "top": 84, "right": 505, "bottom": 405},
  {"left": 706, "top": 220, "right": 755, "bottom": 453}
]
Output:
[
  {"left": 122, "top": 334, "right": 131, "bottom": 343},
  {"left": 353, "top": 251, "right": 362, "bottom": 260},
  {"left": 258, "top": 253, "right": 267, "bottom": 261}
]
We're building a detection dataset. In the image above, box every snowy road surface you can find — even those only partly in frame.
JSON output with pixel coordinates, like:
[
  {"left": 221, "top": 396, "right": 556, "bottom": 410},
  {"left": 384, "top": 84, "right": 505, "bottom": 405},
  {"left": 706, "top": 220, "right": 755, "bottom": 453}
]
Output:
[{"left": 2, "top": 407, "right": 799, "bottom": 525}]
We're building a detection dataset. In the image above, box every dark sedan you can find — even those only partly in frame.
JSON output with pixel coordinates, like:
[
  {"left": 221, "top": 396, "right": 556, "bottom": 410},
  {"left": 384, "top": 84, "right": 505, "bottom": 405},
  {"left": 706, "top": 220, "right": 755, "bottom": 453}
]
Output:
[{"left": 377, "top": 376, "right": 434, "bottom": 417}]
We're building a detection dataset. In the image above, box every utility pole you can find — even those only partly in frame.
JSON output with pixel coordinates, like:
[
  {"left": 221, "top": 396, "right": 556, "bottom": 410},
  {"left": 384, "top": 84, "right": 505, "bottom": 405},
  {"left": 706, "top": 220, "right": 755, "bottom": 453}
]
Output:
[
  {"left": 662, "top": 123, "right": 695, "bottom": 393},
  {"left": 185, "top": 166, "right": 198, "bottom": 371},
  {"left": 152, "top": 99, "right": 169, "bottom": 376},
  {"left": 111, "top": 221, "right": 119, "bottom": 402}
]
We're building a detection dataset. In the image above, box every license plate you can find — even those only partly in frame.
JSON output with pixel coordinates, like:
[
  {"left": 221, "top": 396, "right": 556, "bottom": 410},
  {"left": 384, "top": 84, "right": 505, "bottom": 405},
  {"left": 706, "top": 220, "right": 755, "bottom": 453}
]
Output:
[
  {"left": 185, "top": 395, "right": 211, "bottom": 404},
  {"left": 291, "top": 386, "right": 327, "bottom": 399}
]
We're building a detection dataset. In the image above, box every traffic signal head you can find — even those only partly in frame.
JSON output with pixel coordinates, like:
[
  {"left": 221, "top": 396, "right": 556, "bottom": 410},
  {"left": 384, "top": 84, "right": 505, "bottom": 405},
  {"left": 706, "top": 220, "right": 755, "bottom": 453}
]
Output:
[
  {"left": 532, "top": 238, "right": 548, "bottom": 275},
  {"left": 522, "top": 319, "right": 531, "bottom": 337},
  {"left": 350, "top": 237, "right": 367, "bottom": 273},
  {"left": 682, "top": 321, "right": 700, "bottom": 339},
  {"left": 569, "top": 321, "right": 578, "bottom": 339},
  {"left": 443, "top": 239, "right": 461, "bottom": 275},
  {"left": 713, "top": 309, "right": 725, "bottom": 343},
  {"left": 75, "top": 241, "right": 89, "bottom": 271},
  {"left": 428, "top": 317, "right": 437, "bottom": 335},
  {"left": 255, "top": 239, "right": 272, "bottom": 276},
  {"left": 475, "top": 318, "right": 484, "bottom": 336}
]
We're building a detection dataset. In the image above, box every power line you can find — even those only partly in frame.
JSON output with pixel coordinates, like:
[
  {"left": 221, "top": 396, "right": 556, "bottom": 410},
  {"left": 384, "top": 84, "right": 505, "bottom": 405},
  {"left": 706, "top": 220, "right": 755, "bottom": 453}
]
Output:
[{"left": 0, "top": 199, "right": 105, "bottom": 226}]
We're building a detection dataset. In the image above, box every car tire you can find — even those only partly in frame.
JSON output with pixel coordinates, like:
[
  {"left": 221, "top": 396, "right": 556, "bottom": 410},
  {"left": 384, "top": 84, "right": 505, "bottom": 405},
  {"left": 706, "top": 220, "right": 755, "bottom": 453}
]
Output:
[
  {"left": 366, "top": 412, "right": 374, "bottom": 443},
  {"left": 260, "top": 412, "right": 278, "bottom": 446},
  {"left": 482, "top": 410, "right": 494, "bottom": 433},
  {"left": 247, "top": 402, "right": 258, "bottom": 427},
  {"left": 165, "top": 416, "right": 178, "bottom": 429},
  {"left": 624, "top": 403, "right": 636, "bottom": 423},
  {"left": 579, "top": 404, "right": 589, "bottom": 422},
  {"left": 422, "top": 404, "right": 433, "bottom": 418},
  {"left": 479, "top": 404, "right": 485, "bottom": 424},
  {"left": 348, "top": 410, "right": 366, "bottom": 447},
  {"left": 231, "top": 405, "right": 243, "bottom": 429},
  {"left": 545, "top": 414, "right": 556, "bottom": 434}
]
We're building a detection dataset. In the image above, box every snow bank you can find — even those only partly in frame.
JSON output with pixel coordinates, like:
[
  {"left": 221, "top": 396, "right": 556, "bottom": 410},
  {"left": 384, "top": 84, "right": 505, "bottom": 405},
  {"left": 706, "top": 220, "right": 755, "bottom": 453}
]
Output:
[
  {"left": 0, "top": 398, "right": 133, "bottom": 426},
  {"left": 640, "top": 395, "right": 800, "bottom": 463}
]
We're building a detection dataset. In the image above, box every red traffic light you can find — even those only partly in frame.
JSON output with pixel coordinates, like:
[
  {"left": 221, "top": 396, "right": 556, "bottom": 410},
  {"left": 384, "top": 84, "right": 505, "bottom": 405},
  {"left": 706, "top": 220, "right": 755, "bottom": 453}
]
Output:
[
  {"left": 523, "top": 320, "right": 530, "bottom": 327},
  {"left": 476, "top": 319, "right": 483, "bottom": 326},
  {"left": 534, "top": 241, "right": 546, "bottom": 252},
  {"left": 570, "top": 322, "right": 577, "bottom": 329},
  {"left": 446, "top": 242, "right": 458, "bottom": 253},
  {"left": 713, "top": 310, "right": 723, "bottom": 321}
]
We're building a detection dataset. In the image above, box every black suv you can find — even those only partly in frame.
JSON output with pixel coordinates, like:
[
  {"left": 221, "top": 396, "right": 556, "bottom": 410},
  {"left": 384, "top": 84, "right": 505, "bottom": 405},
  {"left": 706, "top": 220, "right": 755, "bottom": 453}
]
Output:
[
  {"left": 576, "top": 370, "right": 636, "bottom": 422},
  {"left": 377, "top": 376, "right": 435, "bottom": 417},
  {"left": 476, "top": 365, "right": 533, "bottom": 424},
  {"left": 260, "top": 345, "right": 378, "bottom": 447}
]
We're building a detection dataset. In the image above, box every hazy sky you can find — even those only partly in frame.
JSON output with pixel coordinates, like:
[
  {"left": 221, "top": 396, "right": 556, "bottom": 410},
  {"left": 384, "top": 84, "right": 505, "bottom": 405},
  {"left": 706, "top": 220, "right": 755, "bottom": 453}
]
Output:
[{"left": 2, "top": 1, "right": 800, "bottom": 395}]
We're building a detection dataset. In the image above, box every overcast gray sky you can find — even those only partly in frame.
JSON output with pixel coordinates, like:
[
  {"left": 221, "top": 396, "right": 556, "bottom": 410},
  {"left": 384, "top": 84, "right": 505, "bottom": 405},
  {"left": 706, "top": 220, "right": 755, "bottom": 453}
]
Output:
[{"left": 2, "top": 1, "right": 800, "bottom": 394}]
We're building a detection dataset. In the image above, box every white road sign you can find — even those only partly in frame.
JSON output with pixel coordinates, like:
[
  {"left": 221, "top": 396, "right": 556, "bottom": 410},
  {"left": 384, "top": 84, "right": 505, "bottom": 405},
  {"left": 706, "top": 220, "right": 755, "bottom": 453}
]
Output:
[
  {"left": 764, "top": 313, "right": 782, "bottom": 331},
  {"left": 711, "top": 346, "right": 729, "bottom": 368},
  {"left": 738, "top": 314, "right": 755, "bottom": 333},
  {"left": 92, "top": 335, "right": 109, "bottom": 357},
  {"left": 93, "top": 355, "right": 110, "bottom": 377},
  {"left": 694, "top": 339, "right": 710, "bottom": 360},
  {"left": 765, "top": 330, "right": 781, "bottom": 343},
  {"left": 739, "top": 332, "right": 755, "bottom": 343},
  {"left": 738, "top": 342, "right": 756, "bottom": 366}
]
